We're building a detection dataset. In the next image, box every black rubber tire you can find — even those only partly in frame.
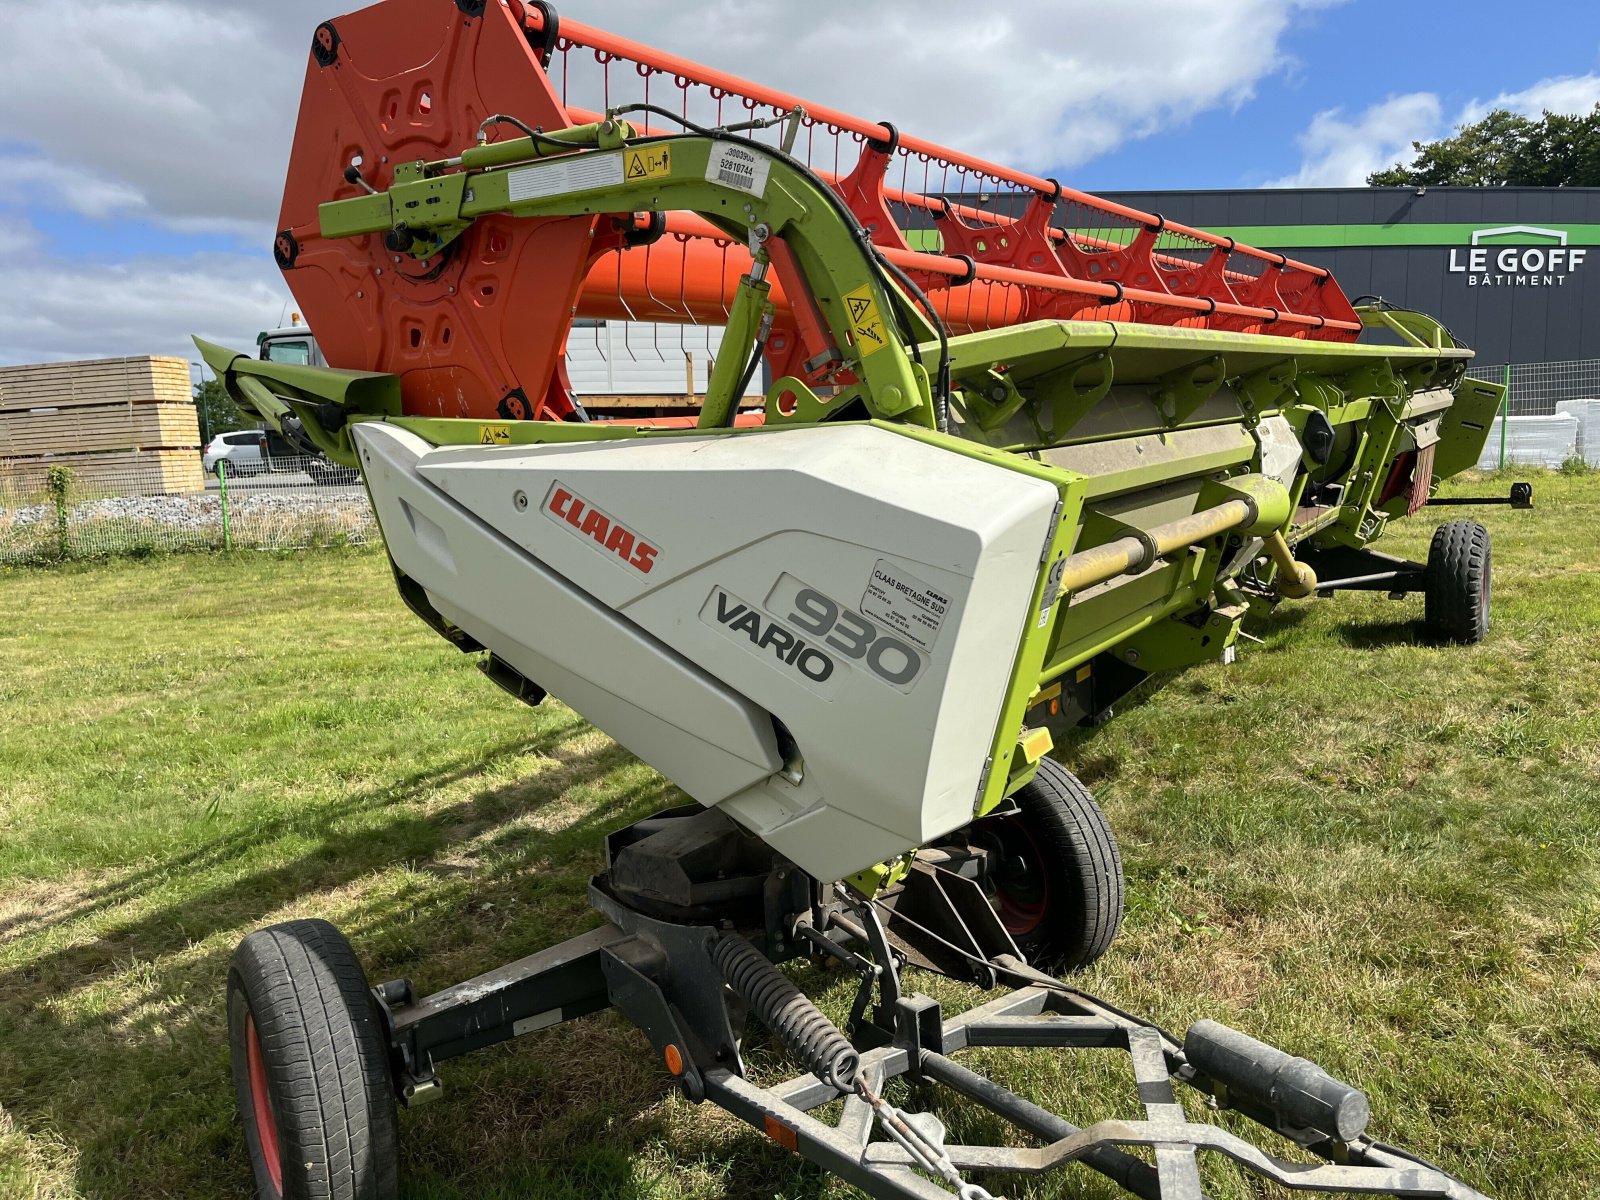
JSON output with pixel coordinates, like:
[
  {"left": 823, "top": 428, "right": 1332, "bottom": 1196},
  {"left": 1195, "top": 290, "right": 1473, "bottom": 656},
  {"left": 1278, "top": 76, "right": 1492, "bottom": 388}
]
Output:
[
  {"left": 227, "top": 919, "right": 400, "bottom": 1200},
  {"left": 1424, "top": 520, "right": 1491, "bottom": 644},
  {"left": 977, "top": 759, "right": 1125, "bottom": 972}
]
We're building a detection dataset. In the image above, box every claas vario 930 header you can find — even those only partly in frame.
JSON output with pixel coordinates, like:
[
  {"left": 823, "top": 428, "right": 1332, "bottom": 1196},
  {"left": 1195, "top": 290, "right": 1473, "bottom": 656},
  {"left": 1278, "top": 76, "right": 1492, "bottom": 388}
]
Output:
[{"left": 202, "top": 3, "right": 1515, "bottom": 1197}]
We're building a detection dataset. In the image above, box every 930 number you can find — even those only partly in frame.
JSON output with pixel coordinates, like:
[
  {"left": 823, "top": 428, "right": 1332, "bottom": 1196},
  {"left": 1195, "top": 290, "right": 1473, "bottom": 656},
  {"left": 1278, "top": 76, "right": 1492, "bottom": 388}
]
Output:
[{"left": 788, "top": 588, "right": 924, "bottom": 688}]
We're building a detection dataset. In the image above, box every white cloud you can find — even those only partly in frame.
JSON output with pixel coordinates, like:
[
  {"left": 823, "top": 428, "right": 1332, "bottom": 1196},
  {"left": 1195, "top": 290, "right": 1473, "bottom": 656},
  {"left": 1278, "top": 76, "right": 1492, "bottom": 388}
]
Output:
[
  {"left": 0, "top": 155, "right": 150, "bottom": 221},
  {"left": 0, "top": 0, "right": 1339, "bottom": 235},
  {"left": 0, "top": 235, "right": 288, "bottom": 377},
  {"left": 0, "top": 0, "right": 1335, "bottom": 368},
  {"left": 602, "top": 0, "right": 1342, "bottom": 170},
  {"left": 0, "top": 3, "right": 301, "bottom": 237},
  {"left": 0, "top": 223, "right": 40, "bottom": 259},
  {"left": 1267, "top": 93, "right": 1443, "bottom": 188},
  {"left": 1461, "top": 74, "right": 1600, "bottom": 124},
  {"left": 1272, "top": 72, "right": 1600, "bottom": 188}
]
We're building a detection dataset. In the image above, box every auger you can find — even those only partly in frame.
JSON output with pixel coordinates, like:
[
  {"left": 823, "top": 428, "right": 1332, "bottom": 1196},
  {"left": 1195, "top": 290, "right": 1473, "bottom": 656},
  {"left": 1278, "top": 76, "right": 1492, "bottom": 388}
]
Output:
[{"left": 202, "top": 3, "right": 1514, "bottom": 1196}]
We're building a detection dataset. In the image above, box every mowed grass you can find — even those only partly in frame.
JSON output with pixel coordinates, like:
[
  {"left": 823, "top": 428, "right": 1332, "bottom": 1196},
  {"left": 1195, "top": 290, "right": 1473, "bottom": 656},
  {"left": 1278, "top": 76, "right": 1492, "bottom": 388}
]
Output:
[{"left": 1, "top": 472, "right": 1598, "bottom": 1200}]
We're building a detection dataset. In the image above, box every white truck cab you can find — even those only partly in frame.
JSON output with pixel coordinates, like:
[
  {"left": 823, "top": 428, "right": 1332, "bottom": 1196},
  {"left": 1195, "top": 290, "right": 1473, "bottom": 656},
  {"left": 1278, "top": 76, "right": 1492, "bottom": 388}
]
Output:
[{"left": 257, "top": 319, "right": 325, "bottom": 368}]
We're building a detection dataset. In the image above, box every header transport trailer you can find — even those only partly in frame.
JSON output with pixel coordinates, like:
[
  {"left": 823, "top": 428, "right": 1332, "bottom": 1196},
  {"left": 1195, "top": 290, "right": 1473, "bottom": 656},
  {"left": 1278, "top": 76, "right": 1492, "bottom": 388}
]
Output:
[{"left": 199, "top": 3, "right": 1518, "bottom": 1198}]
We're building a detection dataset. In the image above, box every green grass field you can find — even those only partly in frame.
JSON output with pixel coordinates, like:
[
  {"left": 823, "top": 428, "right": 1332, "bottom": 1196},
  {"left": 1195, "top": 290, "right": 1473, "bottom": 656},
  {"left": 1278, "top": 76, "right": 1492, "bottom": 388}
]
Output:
[{"left": 2, "top": 472, "right": 1598, "bottom": 1200}]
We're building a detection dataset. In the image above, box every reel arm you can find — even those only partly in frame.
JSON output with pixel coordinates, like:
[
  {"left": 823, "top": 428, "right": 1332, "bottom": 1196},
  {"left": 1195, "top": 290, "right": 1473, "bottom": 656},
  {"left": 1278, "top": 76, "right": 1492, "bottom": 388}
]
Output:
[{"left": 316, "top": 126, "right": 940, "bottom": 432}]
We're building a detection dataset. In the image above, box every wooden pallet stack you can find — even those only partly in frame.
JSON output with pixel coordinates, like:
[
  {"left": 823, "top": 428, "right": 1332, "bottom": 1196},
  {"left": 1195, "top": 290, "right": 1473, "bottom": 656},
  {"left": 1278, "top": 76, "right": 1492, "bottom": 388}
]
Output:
[{"left": 0, "top": 357, "right": 204, "bottom": 495}]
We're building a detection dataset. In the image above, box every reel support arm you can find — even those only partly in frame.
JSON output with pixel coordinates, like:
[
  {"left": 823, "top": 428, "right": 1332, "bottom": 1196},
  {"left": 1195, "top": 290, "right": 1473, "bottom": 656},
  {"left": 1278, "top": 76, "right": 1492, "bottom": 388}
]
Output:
[{"left": 317, "top": 130, "right": 939, "bottom": 428}]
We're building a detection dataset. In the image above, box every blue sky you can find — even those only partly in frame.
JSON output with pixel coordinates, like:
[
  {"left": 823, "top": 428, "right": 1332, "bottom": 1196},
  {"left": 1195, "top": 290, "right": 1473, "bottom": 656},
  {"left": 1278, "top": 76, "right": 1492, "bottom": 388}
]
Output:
[
  {"left": 0, "top": 0, "right": 1596, "bottom": 372},
  {"left": 1085, "top": 0, "right": 1600, "bottom": 190}
]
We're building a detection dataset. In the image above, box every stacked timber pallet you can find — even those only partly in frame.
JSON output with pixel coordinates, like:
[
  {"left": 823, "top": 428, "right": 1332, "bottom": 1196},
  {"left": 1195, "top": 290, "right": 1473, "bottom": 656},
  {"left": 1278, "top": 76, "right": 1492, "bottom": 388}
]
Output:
[{"left": 0, "top": 357, "right": 204, "bottom": 495}]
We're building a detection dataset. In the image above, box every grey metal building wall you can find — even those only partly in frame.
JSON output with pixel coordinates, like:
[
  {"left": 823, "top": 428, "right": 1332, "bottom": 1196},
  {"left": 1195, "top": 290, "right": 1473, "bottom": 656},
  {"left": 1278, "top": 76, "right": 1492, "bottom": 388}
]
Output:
[{"left": 1097, "top": 187, "right": 1600, "bottom": 367}]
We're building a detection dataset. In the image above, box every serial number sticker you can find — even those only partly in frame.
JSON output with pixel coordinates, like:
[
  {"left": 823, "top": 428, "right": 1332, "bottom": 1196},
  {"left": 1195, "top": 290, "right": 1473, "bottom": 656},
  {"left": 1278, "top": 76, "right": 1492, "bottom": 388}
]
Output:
[
  {"left": 624, "top": 145, "right": 673, "bottom": 182},
  {"left": 1038, "top": 556, "right": 1067, "bottom": 628},
  {"left": 705, "top": 143, "right": 771, "bottom": 197},
  {"left": 479, "top": 424, "right": 512, "bottom": 446},
  {"left": 859, "top": 561, "right": 949, "bottom": 653},
  {"left": 842, "top": 285, "right": 890, "bottom": 358},
  {"left": 507, "top": 152, "right": 624, "bottom": 202}
]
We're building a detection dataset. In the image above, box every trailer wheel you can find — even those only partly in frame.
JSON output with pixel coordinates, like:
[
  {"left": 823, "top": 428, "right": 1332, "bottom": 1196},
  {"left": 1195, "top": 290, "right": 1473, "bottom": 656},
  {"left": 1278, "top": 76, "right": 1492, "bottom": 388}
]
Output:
[
  {"left": 227, "top": 919, "right": 399, "bottom": 1200},
  {"left": 974, "top": 759, "right": 1124, "bottom": 972},
  {"left": 1424, "top": 520, "right": 1491, "bottom": 644}
]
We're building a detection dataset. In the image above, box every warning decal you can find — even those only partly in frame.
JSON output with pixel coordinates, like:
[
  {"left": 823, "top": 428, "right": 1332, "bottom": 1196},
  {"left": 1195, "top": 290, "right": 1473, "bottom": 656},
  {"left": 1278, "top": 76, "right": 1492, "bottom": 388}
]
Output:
[
  {"left": 479, "top": 424, "right": 512, "bottom": 446},
  {"left": 862, "top": 559, "right": 949, "bottom": 652},
  {"left": 842, "top": 284, "right": 890, "bottom": 358},
  {"left": 624, "top": 146, "right": 672, "bottom": 182}
]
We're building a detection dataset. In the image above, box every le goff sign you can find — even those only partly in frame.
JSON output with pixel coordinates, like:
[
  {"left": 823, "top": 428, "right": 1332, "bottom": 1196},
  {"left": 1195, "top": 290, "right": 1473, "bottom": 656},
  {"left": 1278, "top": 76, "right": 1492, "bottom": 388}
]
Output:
[{"left": 1448, "top": 225, "right": 1588, "bottom": 288}]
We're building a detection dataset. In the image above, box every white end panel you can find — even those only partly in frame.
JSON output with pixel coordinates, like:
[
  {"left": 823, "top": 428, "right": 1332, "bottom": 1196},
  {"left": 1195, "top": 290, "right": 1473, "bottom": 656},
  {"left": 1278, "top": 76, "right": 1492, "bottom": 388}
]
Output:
[
  {"left": 401, "top": 425, "right": 1058, "bottom": 882},
  {"left": 354, "top": 424, "right": 783, "bottom": 801}
]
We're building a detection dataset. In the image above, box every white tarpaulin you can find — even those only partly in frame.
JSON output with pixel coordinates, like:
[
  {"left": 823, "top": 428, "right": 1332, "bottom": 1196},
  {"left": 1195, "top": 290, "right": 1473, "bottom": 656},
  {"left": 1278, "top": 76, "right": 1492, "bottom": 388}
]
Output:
[
  {"left": 1555, "top": 399, "right": 1600, "bottom": 466},
  {"left": 1476, "top": 415, "right": 1581, "bottom": 469}
]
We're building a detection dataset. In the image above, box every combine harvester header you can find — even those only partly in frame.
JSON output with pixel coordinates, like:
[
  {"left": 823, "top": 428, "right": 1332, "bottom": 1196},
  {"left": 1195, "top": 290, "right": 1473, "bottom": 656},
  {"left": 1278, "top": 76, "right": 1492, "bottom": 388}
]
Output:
[{"left": 206, "top": 3, "right": 1515, "bottom": 1199}]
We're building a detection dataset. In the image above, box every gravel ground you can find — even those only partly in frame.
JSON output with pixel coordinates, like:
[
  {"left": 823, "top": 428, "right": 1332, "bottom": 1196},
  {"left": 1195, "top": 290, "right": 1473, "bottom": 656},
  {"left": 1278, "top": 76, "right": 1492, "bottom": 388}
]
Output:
[
  {"left": 2, "top": 491, "right": 370, "bottom": 529},
  {"left": 0, "top": 490, "right": 377, "bottom": 558}
]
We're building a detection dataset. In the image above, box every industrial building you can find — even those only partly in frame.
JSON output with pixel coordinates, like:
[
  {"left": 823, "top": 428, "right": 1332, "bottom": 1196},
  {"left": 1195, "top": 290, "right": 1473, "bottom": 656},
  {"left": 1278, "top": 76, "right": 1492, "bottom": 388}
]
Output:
[
  {"left": 1098, "top": 186, "right": 1600, "bottom": 369},
  {"left": 1097, "top": 186, "right": 1600, "bottom": 466}
]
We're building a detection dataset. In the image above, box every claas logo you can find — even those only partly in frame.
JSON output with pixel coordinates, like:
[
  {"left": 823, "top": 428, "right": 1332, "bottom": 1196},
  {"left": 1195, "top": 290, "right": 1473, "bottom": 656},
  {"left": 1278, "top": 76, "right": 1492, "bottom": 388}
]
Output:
[{"left": 545, "top": 485, "right": 660, "bottom": 574}]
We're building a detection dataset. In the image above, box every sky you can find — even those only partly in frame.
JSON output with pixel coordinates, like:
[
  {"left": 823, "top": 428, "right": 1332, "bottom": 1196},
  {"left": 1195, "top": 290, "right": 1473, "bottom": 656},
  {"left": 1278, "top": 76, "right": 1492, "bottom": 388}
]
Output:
[{"left": 0, "top": 0, "right": 1597, "bottom": 376}]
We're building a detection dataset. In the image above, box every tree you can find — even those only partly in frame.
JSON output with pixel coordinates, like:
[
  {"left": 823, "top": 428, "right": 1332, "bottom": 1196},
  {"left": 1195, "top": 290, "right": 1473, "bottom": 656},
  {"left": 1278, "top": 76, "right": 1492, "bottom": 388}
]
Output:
[
  {"left": 1368, "top": 104, "right": 1600, "bottom": 188},
  {"left": 193, "top": 377, "right": 248, "bottom": 443}
]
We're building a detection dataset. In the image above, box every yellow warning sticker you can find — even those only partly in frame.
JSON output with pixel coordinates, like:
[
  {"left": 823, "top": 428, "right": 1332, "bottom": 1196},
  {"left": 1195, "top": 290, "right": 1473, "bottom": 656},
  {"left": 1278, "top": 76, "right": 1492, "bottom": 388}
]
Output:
[
  {"left": 479, "top": 424, "right": 512, "bottom": 446},
  {"left": 842, "top": 284, "right": 890, "bottom": 358},
  {"left": 624, "top": 146, "right": 673, "bottom": 183}
]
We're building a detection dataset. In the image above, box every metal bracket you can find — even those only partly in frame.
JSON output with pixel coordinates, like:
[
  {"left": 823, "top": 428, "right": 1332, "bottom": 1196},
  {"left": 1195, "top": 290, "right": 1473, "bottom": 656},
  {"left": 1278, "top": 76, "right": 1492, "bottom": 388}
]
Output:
[
  {"left": 1429, "top": 482, "right": 1533, "bottom": 510},
  {"left": 311, "top": 22, "right": 341, "bottom": 68},
  {"left": 600, "top": 938, "right": 708, "bottom": 1101},
  {"left": 1153, "top": 355, "right": 1227, "bottom": 427}
]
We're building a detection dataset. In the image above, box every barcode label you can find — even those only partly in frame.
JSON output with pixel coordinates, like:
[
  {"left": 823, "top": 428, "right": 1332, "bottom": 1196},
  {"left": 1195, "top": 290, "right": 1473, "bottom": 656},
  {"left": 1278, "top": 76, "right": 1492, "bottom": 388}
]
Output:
[{"left": 705, "top": 143, "right": 771, "bottom": 198}]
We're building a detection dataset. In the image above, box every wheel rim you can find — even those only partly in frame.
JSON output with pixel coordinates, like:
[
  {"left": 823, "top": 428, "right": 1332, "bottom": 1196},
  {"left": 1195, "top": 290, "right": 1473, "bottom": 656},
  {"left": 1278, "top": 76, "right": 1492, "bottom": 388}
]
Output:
[
  {"left": 975, "top": 815, "right": 1050, "bottom": 937},
  {"left": 245, "top": 1012, "right": 285, "bottom": 1197}
]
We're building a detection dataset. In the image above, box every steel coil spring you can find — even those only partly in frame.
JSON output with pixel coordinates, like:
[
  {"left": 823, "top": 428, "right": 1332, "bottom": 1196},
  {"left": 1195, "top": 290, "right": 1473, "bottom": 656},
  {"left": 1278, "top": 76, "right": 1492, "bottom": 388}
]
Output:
[{"left": 712, "top": 934, "right": 859, "bottom": 1091}]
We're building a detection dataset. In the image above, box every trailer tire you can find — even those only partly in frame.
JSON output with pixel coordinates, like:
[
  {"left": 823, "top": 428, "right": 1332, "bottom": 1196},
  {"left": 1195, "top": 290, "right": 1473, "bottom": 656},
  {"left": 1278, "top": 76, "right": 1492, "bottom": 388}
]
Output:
[
  {"left": 227, "top": 919, "right": 399, "bottom": 1200},
  {"left": 1424, "top": 520, "right": 1491, "bottom": 645},
  {"left": 976, "top": 759, "right": 1124, "bottom": 972}
]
